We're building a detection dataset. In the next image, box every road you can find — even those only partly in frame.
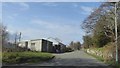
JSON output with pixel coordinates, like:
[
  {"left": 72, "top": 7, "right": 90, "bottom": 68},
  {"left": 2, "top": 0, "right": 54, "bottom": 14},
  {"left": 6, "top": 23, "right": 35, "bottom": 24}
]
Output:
[
  {"left": 4, "top": 50, "right": 114, "bottom": 68},
  {"left": 24, "top": 50, "right": 111, "bottom": 67}
]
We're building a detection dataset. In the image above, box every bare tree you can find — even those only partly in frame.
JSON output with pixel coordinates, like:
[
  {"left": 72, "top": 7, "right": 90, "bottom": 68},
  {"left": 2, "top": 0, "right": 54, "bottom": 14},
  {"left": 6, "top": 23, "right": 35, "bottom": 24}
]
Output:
[
  {"left": 69, "top": 41, "right": 81, "bottom": 50},
  {"left": 0, "top": 23, "right": 9, "bottom": 46}
]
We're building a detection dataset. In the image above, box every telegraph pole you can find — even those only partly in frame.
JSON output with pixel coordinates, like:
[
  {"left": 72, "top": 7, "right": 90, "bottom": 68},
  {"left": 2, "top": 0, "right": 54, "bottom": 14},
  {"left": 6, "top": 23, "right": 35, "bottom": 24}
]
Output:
[
  {"left": 14, "top": 32, "right": 17, "bottom": 45},
  {"left": 115, "top": 2, "right": 118, "bottom": 63},
  {"left": 108, "top": 0, "right": 119, "bottom": 63},
  {"left": 19, "top": 32, "right": 21, "bottom": 42}
]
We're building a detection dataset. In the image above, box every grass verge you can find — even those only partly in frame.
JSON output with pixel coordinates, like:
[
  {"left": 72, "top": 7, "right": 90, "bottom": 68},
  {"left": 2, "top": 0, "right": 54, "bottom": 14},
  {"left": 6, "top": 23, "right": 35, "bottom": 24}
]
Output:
[
  {"left": 85, "top": 51, "right": 120, "bottom": 68},
  {"left": 2, "top": 51, "right": 54, "bottom": 64},
  {"left": 85, "top": 51, "right": 104, "bottom": 62}
]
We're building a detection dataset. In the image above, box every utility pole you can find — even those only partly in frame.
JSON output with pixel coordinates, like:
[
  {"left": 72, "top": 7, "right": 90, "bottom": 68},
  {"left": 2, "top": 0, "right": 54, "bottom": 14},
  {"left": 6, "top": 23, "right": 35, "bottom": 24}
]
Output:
[
  {"left": 19, "top": 32, "right": 21, "bottom": 42},
  {"left": 115, "top": 2, "right": 118, "bottom": 63},
  {"left": 108, "top": 0, "right": 119, "bottom": 64},
  {"left": 14, "top": 32, "right": 17, "bottom": 45}
]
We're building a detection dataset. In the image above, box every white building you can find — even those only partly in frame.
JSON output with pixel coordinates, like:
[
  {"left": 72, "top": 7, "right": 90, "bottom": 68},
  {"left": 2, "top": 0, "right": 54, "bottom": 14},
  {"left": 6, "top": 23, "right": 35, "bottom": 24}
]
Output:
[{"left": 19, "top": 39, "right": 53, "bottom": 52}]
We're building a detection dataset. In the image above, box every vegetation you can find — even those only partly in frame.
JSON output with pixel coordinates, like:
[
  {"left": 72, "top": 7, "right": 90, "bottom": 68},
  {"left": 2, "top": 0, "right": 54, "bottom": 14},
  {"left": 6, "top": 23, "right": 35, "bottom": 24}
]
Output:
[
  {"left": 0, "top": 51, "right": 1, "bottom": 61},
  {"left": 0, "top": 23, "right": 9, "bottom": 46},
  {"left": 69, "top": 41, "right": 81, "bottom": 51},
  {"left": 2, "top": 52, "right": 54, "bottom": 64},
  {"left": 82, "top": 2, "right": 120, "bottom": 66},
  {"left": 83, "top": 35, "right": 93, "bottom": 48},
  {"left": 86, "top": 49, "right": 120, "bottom": 68},
  {"left": 85, "top": 51, "right": 104, "bottom": 62},
  {"left": 82, "top": 2, "right": 120, "bottom": 48}
]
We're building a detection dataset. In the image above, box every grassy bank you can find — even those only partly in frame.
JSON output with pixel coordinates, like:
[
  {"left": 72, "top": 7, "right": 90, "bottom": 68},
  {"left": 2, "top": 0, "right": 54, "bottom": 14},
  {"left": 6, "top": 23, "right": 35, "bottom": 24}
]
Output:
[
  {"left": 85, "top": 51, "right": 104, "bottom": 62},
  {"left": 85, "top": 49, "right": 120, "bottom": 68},
  {"left": 0, "top": 52, "right": 2, "bottom": 62},
  {"left": 2, "top": 52, "right": 54, "bottom": 64}
]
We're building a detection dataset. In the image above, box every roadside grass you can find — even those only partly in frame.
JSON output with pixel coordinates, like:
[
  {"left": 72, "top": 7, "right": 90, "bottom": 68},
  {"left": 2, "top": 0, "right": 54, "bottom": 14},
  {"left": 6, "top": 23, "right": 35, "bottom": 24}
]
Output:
[
  {"left": 85, "top": 50, "right": 120, "bottom": 68},
  {"left": 0, "top": 52, "right": 2, "bottom": 63},
  {"left": 85, "top": 51, "right": 104, "bottom": 62},
  {"left": 106, "top": 61, "right": 120, "bottom": 68},
  {"left": 115, "top": 63, "right": 120, "bottom": 68},
  {"left": 2, "top": 51, "right": 55, "bottom": 64}
]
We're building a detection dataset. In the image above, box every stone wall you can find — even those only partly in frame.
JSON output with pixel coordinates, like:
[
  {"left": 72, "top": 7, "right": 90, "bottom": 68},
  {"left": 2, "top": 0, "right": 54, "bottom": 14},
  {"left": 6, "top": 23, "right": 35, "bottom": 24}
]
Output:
[{"left": 84, "top": 43, "right": 117, "bottom": 62}]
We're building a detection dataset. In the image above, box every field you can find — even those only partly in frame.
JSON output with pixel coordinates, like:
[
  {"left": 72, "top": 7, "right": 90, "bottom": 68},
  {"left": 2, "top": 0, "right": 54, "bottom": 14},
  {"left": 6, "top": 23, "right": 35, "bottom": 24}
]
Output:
[{"left": 2, "top": 51, "right": 54, "bottom": 64}]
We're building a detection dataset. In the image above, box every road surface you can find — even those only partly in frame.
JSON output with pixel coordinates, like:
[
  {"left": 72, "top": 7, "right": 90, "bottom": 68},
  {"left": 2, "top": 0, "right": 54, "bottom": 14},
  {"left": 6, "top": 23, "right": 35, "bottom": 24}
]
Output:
[
  {"left": 4, "top": 50, "right": 114, "bottom": 68},
  {"left": 25, "top": 50, "right": 110, "bottom": 66}
]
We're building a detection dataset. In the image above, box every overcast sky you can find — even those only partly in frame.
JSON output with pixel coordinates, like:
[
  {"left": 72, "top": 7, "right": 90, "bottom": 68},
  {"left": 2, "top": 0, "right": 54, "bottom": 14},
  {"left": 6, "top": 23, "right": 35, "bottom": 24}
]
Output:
[{"left": 2, "top": 2, "right": 101, "bottom": 45}]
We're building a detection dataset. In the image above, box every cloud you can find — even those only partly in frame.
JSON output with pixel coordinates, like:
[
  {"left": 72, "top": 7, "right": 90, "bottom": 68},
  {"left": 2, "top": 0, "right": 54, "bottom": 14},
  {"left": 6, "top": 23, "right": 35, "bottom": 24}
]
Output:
[
  {"left": 80, "top": 6, "right": 93, "bottom": 15},
  {"left": 31, "top": 19, "right": 79, "bottom": 34},
  {"left": 3, "top": 2, "right": 30, "bottom": 11},
  {"left": 81, "top": 6, "right": 93, "bottom": 12},
  {"left": 107, "top": 0, "right": 120, "bottom": 2},
  {"left": 42, "top": 3, "right": 58, "bottom": 7},
  {"left": 7, "top": 18, "right": 85, "bottom": 44},
  {"left": 31, "top": 19, "right": 85, "bottom": 43},
  {"left": 7, "top": 13, "right": 18, "bottom": 20},
  {"left": 19, "top": 2, "right": 30, "bottom": 10},
  {"left": 2, "top": 0, "right": 108, "bottom": 2},
  {"left": 72, "top": 3, "right": 79, "bottom": 8},
  {"left": 7, "top": 16, "right": 14, "bottom": 19},
  {"left": 0, "top": 2, "right": 2, "bottom": 20}
]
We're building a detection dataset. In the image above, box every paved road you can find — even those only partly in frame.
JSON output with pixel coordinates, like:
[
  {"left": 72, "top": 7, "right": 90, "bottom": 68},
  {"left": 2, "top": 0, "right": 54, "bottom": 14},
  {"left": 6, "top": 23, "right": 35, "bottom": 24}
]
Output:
[
  {"left": 2, "top": 50, "right": 114, "bottom": 68},
  {"left": 5, "top": 50, "right": 114, "bottom": 68},
  {"left": 25, "top": 50, "right": 110, "bottom": 66}
]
